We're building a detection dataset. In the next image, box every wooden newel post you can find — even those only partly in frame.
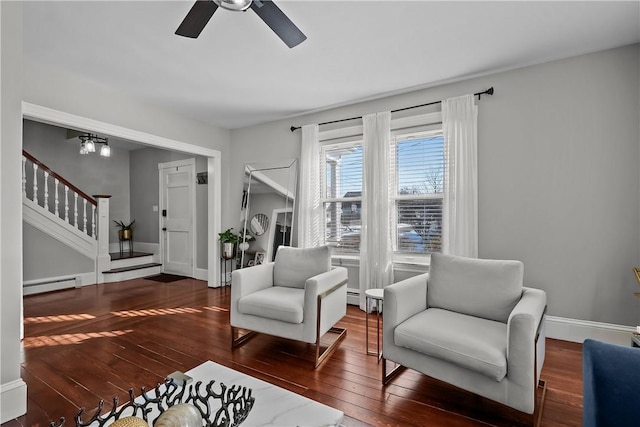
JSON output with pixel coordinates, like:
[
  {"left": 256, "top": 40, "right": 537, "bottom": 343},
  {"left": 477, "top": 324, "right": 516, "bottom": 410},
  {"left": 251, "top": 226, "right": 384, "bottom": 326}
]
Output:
[{"left": 94, "top": 195, "right": 111, "bottom": 284}]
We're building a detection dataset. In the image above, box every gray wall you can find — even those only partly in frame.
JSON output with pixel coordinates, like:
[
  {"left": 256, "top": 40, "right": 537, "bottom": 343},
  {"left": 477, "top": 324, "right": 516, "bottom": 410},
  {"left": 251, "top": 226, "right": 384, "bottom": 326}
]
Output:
[
  {"left": 230, "top": 44, "right": 640, "bottom": 327},
  {"left": 1, "top": 1, "right": 25, "bottom": 413},
  {"left": 23, "top": 223, "right": 93, "bottom": 281},
  {"left": 23, "top": 119, "right": 131, "bottom": 244},
  {"left": 129, "top": 147, "right": 208, "bottom": 269}
]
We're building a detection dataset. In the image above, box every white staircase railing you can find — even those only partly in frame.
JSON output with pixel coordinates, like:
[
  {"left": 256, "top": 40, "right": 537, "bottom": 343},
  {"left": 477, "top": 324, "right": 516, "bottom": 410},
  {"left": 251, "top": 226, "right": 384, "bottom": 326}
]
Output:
[{"left": 22, "top": 150, "right": 97, "bottom": 239}]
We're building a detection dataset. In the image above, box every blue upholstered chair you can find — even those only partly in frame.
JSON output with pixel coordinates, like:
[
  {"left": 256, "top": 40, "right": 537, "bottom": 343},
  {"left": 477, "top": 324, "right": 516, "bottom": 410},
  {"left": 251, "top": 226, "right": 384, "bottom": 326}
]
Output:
[{"left": 582, "top": 339, "right": 640, "bottom": 427}]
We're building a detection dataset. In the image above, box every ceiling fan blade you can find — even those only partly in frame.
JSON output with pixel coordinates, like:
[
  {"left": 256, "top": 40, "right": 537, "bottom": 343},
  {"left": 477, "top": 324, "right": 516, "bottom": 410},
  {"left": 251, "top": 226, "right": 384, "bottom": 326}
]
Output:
[
  {"left": 250, "top": 0, "right": 306, "bottom": 48},
  {"left": 175, "top": 1, "right": 219, "bottom": 38}
]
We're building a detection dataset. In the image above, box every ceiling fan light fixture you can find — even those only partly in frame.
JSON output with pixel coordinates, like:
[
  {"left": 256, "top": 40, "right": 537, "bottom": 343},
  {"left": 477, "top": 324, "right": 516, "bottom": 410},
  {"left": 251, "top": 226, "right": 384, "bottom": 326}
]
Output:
[{"left": 214, "top": 0, "right": 252, "bottom": 12}]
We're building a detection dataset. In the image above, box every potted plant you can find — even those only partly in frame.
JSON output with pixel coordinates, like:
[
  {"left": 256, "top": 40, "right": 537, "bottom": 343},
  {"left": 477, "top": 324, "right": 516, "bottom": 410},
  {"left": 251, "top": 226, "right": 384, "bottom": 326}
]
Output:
[
  {"left": 218, "top": 228, "right": 239, "bottom": 259},
  {"left": 114, "top": 219, "right": 135, "bottom": 241}
]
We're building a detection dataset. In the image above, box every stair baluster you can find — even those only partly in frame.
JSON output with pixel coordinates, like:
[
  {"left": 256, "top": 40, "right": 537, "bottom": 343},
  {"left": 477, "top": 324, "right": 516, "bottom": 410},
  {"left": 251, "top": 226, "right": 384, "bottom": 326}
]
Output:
[
  {"left": 54, "top": 178, "right": 60, "bottom": 217},
  {"left": 83, "top": 199, "right": 88, "bottom": 233},
  {"left": 92, "top": 205, "right": 96, "bottom": 238},
  {"left": 64, "top": 185, "right": 69, "bottom": 222},
  {"left": 73, "top": 193, "right": 78, "bottom": 230},
  {"left": 43, "top": 171, "right": 49, "bottom": 211},
  {"left": 33, "top": 163, "right": 39, "bottom": 206}
]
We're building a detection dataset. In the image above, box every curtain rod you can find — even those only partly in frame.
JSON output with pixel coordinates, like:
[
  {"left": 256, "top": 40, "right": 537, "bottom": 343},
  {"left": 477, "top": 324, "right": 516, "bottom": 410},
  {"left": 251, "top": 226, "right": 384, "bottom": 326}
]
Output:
[{"left": 289, "top": 87, "right": 494, "bottom": 132}]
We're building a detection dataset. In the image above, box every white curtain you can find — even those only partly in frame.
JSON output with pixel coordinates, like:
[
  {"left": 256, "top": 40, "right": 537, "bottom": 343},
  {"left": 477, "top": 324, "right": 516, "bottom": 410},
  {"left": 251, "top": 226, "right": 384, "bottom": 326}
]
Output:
[
  {"left": 442, "top": 94, "right": 478, "bottom": 258},
  {"left": 298, "top": 124, "right": 322, "bottom": 248},
  {"left": 359, "top": 112, "right": 394, "bottom": 310}
]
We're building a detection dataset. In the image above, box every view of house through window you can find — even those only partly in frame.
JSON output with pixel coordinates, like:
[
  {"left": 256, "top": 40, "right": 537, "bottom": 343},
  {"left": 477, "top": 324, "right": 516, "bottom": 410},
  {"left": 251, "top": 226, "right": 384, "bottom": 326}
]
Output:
[
  {"left": 320, "top": 128, "right": 444, "bottom": 256},
  {"left": 392, "top": 130, "right": 444, "bottom": 254}
]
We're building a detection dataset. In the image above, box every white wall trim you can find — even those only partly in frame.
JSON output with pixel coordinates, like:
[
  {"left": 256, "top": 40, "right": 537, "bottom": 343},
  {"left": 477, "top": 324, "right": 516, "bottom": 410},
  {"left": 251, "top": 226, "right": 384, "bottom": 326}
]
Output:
[
  {"left": 22, "top": 103, "right": 219, "bottom": 158},
  {"left": 195, "top": 268, "right": 208, "bottom": 281},
  {"left": 21, "top": 102, "right": 222, "bottom": 289},
  {"left": 545, "top": 315, "right": 635, "bottom": 346},
  {"left": 0, "top": 379, "right": 27, "bottom": 423}
]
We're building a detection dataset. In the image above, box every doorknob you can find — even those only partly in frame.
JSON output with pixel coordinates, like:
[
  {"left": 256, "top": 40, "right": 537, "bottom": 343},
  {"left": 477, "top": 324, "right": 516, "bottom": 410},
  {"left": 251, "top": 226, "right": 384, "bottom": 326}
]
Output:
[{"left": 162, "top": 227, "right": 167, "bottom": 231}]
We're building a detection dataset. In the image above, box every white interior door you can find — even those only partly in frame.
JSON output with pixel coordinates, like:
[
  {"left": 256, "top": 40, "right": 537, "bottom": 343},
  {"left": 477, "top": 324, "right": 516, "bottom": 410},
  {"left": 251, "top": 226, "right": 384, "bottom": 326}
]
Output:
[{"left": 160, "top": 160, "right": 195, "bottom": 277}]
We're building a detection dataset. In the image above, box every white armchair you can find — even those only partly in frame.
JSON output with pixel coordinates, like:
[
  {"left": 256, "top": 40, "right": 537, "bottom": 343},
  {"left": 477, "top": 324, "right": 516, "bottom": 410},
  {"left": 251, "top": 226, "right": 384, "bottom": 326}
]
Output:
[
  {"left": 383, "top": 253, "right": 547, "bottom": 425},
  {"left": 230, "top": 246, "right": 348, "bottom": 368}
]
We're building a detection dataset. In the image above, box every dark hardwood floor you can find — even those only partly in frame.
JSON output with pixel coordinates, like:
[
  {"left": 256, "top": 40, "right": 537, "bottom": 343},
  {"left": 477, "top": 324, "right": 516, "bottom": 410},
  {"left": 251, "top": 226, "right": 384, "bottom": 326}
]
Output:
[{"left": 4, "top": 278, "right": 582, "bottom": 427}]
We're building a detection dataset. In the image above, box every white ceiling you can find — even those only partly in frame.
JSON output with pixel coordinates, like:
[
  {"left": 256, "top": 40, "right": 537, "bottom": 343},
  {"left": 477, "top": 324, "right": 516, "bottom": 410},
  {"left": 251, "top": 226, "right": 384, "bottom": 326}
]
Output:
[{"left": 23, "top": 1, "right": 640, "bottom": 130}]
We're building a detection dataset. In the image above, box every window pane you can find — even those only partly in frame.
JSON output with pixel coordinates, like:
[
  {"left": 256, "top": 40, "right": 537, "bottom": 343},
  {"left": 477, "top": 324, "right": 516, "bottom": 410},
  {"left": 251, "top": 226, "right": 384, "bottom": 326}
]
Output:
[
  {"left": 324, "top": 145, "right": 362, "bottom": 199},
  {"left": 324, "top": 202, "right": 361, "bottom": 253},
  {"left": 396, "top": 199, "right": 442, "bottom": 253},
  {"left": 396, "top": 135, "right": 444, "bottom": 195}
]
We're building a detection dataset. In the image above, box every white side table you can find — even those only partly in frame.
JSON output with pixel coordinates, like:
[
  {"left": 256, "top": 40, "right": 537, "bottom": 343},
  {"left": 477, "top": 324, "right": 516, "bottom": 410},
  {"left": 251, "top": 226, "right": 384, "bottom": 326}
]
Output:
[{"left": 365, "top": 288, "right": 384, "bottom": 360}]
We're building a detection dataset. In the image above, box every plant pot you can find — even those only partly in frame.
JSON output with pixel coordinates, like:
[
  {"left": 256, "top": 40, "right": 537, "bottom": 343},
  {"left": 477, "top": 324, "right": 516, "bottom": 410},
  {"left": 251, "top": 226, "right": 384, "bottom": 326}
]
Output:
[
  {"left": 222, "top": 242, "right": 235, "bottom": 260},
  {"left": 119, "top": 229, "right": 132, "bottom": 241}
]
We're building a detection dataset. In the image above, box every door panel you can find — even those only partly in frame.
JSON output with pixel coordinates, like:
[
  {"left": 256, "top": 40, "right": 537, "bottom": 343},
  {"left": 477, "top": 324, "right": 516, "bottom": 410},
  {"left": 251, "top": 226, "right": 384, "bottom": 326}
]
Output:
[{"left": 161, "top": 164, "right": 194, "bottom": 276}]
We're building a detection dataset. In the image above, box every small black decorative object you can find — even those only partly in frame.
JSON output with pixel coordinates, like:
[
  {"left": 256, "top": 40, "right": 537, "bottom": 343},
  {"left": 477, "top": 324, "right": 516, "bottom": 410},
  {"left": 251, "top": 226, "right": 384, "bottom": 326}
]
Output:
[{"left": 49, "top": 377, "right": 254, "bottom": 427}]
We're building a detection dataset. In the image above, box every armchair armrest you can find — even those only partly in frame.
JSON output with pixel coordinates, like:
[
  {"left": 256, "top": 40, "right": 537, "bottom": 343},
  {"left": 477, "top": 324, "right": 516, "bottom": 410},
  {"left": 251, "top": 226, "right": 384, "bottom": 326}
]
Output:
[
  {"left": 303, "top": 267, "right": 348, "bottom": 324},
  {"left": 383, "top": 273, "right": 429, "bottom": 331},
  {"left": 305, "top": 267, "right": 348, "bottom": 297},
  {"left": 506, "top": 287, "right": 547, "bottom": 387},
  {"left": 231, "top": 263, "right": 274, "bottom": 305}
]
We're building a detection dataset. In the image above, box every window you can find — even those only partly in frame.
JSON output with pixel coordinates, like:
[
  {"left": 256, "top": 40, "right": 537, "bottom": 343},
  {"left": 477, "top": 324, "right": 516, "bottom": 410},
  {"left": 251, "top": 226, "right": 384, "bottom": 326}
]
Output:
[
  {"left": 321, "top": 141, "right": 363, "bottom": 254},
  {"left": 391, "top": 130, "right": 444, "bottom": 254},
  {"left": 320, "top": 128, "right": 444, "bottom": 257}
]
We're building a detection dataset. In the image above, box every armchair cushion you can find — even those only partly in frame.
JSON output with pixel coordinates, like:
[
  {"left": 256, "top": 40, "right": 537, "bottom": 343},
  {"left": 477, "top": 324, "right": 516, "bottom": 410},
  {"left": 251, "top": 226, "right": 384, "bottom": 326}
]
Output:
[
  {"left": 428, "top": 253, "right": 523, "bottom": 323},
  {"left": 238, "top": 286, "right": 305, "bottom": 324},
  {"left": 274, "top": 246, "right": 331, "bottom": 289},
  {"left": 394, "top": 308, "right": 508, "bottom": 381}
]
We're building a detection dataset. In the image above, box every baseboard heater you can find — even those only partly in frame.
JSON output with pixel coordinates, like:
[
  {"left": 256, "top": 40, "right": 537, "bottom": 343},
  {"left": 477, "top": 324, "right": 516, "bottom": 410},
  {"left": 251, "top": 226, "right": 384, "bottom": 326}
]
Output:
[
  {"left": 23, "top": 276, "right": 78, "bottom": 296},
  {"left": 347, "top": 289, "right": 360, "bottom": 306}
]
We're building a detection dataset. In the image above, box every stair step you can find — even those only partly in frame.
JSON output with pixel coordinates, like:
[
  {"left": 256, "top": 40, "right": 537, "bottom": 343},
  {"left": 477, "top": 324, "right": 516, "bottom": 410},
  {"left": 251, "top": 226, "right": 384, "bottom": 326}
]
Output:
[
  {"left": 111, "top": 254, "right": 155, "bottom": 270},
  {"left": 103, "top": 263, "right": 162, "bottom": 274},
  {"left": 109, "top": 251, "right": 153, "bottom": 261}
]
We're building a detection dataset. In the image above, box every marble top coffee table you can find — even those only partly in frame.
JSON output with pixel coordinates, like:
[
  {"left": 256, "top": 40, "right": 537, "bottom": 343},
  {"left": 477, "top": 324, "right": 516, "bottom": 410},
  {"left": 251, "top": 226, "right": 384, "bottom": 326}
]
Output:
[{"left": 184, "top": 361, "right": 343, "bottom": 427}]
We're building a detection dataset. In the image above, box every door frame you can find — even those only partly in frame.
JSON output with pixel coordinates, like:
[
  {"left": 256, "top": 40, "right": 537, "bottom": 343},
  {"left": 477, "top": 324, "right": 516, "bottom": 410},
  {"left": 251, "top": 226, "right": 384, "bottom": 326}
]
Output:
[
  {"left": 22, "top": 102, "right": 222, "bottom": 288},
  {"left": 158, "top": 158, "right": 196, "bottom": 277}
]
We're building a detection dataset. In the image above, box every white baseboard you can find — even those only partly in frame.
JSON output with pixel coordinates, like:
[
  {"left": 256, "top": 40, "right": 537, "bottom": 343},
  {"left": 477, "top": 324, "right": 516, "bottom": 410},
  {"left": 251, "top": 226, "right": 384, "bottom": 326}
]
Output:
[
  {"left": 0, "top": 379, "right": 27, "bottom": 422},
  {"left": 545, "top": 315, "right": 635, "bottom": 346},
  {"left": 195, "top": 268, "right": 208, "bottom": 281},
  {"left": 78, "top": 272, "right": 96, "bottom": 286}
]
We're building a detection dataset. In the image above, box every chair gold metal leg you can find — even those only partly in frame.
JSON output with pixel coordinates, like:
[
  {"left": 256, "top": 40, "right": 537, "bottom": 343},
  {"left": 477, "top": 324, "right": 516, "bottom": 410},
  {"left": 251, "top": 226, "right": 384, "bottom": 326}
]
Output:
[
  {"left": 231, "top": 326, "right": 257, "bottom": 348},
  {"left": 533, "top": 379, "right": 547, "bottom": 427},
  {"left": 382, "top": 357, "right": 405, "bottom": 385},
  {"left": 314, "top": 326, "right": 347, "bottom": 368}
]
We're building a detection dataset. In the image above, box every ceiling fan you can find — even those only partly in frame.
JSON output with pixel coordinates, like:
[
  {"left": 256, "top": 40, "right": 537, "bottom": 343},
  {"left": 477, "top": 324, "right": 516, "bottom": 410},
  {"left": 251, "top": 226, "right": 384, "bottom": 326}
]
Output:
[{"left": 175, "top": 0, "right": 307, "bottom": 48}]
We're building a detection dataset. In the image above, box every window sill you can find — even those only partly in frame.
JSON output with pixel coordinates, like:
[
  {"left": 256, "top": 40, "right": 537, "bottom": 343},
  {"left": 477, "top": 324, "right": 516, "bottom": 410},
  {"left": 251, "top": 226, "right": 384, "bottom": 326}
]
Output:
[{"left": 331, "top": 254, "right": 431, "bottom": 272}]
